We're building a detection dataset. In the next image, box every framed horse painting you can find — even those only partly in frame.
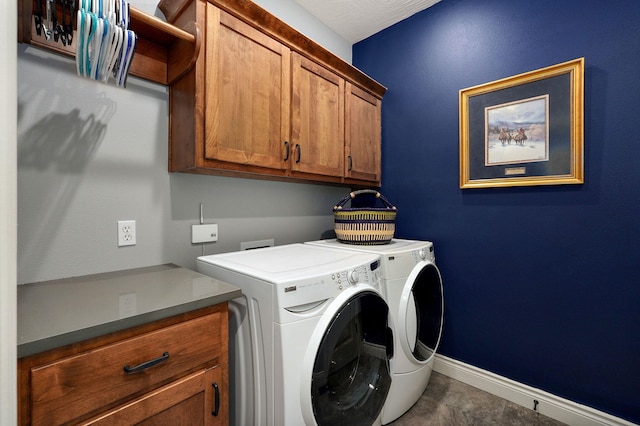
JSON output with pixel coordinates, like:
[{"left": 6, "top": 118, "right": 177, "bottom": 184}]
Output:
[{"left": 459, "top": 58, "right": 584, "bottom": 189}]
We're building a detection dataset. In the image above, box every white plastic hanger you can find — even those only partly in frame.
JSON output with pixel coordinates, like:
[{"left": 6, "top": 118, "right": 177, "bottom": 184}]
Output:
[
  {"left": 82, "top": 11, "right": 95, "bottom": 78},
  {"left": 116, "top": 29, "right": 136, "bottom": 87},
  {"left": 75, "top": 0, "right": 136, "bottom": 85},
  {"left": 89, "top": 17, "right": 103, "bottom": 79},
  {"left": 75, "top": 8, "right": 85, "bottom": 76}
]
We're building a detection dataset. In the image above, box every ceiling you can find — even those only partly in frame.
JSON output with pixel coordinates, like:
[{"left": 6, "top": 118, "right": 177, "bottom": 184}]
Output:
[{"left": 294, "top": 0, "right": 442, "bottom": 44}]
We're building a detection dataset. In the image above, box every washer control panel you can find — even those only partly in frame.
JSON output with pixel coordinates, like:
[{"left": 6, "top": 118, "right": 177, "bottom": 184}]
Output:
[
  {"left": 277, "top": 257, "right": 383, "bottom": 321},
  {"left": 331, "top": 259, "right": 381, "bottom": 291}
]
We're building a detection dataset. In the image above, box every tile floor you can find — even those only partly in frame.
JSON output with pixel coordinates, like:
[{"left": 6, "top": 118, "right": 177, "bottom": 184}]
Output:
[{"left": 388, "top": 372, "right": 566, "bottom": 425}]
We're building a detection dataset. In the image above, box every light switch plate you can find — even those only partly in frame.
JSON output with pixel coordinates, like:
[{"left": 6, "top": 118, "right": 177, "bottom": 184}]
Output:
[{"left": 192, "top": 224, "right": 218, "bottom": 243}]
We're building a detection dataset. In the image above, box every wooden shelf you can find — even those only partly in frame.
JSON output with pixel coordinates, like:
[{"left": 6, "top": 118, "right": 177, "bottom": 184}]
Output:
[{"left": 17, "top": 0, "right": 201, "bottom": 85}]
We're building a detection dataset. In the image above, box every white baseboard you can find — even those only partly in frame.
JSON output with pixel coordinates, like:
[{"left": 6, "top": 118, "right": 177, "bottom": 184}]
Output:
[{"left": 433, "top": 354, "right": 637, "bottom": 426}]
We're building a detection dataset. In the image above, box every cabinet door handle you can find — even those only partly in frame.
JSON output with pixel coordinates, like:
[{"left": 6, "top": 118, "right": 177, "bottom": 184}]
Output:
[
  {"left": 123, "top": 352, "right": 169, "bottom": 373},
  {"left": 295, "top": 144, "right": 301, "bottom": 163},
  {"left": 348, "top": 155, "right": 353, "bottom": 171},
  {"left": 284, "top": 141, "right": 290, "bottom": 161},
  {"left": 212, "top": 382, "right": 220, "bottom": 416}
]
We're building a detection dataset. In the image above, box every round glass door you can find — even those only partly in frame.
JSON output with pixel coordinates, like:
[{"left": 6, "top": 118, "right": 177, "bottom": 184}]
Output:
[
  {"left": 310, "top": 291, "right": 392, "bottom": 426},
  {"left": 409, "top": 263, "right": 444, "bottom": 362}
]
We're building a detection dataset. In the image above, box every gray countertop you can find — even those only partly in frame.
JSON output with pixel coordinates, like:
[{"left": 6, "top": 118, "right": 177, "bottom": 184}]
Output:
[{"left": 18, "top": 264, "right": 242, "bottom": 358}]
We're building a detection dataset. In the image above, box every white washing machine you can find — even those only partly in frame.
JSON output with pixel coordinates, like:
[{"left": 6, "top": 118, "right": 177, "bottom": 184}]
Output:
[
  {"left": 305, "top": 239, "right": 444, "bottom": 424},
  {"left": 197, "top": 243, "right": 393, "bottom": 426}
]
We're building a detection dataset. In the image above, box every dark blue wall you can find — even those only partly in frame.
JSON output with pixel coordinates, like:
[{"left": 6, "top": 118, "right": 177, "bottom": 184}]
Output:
[{"left": 353, "top": 0, "right": 640, "bottom": 422}]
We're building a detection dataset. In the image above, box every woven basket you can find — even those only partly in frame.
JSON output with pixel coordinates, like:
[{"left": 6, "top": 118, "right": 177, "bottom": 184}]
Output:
[{"left": 333, "top": 189, "right": 397, "bottom": 245}]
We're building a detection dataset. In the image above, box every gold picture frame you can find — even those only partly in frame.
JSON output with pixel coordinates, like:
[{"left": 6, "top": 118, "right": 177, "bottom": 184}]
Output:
[{"left": 459, "top": 58, "right": 584, "bottom": 189}]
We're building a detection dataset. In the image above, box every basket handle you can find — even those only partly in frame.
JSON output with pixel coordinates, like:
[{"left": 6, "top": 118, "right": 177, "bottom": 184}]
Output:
[{"left": 333, "top": 189, "right": 397, "bottom": 210}]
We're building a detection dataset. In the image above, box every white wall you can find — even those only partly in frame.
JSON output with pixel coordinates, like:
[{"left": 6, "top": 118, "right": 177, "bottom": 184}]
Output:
[
  {"left": 1, "top": 0, "right": 17, "bottom": 423},
  {"left": 17, "top": 1, "right": 352, "bottom": 284},
  {"left": 134, "top": 0, "right": 352, "bottom": 61},
  {"left": 251, "top": 0, "right": 352, "bottom": 61},
  {"left": 16, "top": 48, "right": 347, "bottom": 284}
]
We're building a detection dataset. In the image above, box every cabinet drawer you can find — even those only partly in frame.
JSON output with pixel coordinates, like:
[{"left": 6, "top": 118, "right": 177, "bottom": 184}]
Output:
[{"left": 29, "top": 312, "right": 222, "bottom": 425}]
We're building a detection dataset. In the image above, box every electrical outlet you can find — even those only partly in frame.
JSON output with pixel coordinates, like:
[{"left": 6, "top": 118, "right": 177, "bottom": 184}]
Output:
[
  {"left": 117, "top": 220, "right": 136, "bottom": 246},
  {"left": 119, "top": 292, "right": 137, "bottom": 318}
]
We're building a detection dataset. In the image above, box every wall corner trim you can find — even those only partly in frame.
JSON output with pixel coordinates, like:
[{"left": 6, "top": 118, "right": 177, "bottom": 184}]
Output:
[{"left": 433, "top": 355, "right": 635, "bottom": 426}]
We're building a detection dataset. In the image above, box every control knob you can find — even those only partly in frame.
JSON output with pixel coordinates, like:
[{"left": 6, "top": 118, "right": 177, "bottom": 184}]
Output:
[
  {"left": 348, "top": 270, "right": 360, "bottom": 285},
  {"left": 418, "top": 249, "right": 427, "bottom": 260}
]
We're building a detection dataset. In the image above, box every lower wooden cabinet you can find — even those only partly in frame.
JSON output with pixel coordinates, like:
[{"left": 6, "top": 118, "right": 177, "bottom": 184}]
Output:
[
  {"left": 84, "top": 366, "right": 223, "bottom": 426},
  {"left": 18, "top": 305, "right": 229, "bottom": 426}
]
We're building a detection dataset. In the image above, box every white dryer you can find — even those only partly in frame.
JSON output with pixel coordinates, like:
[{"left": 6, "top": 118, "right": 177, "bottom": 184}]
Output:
[
  {"left": 305, "top": 239, "right": 444, "bottom": 424},
  {"left": 197, "top": 243, "right": 393, "bottom": 426}
]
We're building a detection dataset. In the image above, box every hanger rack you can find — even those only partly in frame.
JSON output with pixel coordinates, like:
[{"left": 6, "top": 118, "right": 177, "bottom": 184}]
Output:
[{"left": 17, "top": 0, "right": 201, "bottom": 85}]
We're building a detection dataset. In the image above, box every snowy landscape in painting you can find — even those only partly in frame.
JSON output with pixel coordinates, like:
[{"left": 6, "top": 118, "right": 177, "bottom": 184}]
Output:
[{"left": 485, "top": 95, "right": 549, "bottom": 166}]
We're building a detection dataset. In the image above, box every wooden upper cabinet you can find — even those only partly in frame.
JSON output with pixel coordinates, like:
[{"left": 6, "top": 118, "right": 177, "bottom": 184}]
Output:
[
  {"left": 345, "top": 83, "right": 382, "bottom": 184},
  {"left": 162, "top": 0, "right": 386, "bottom": 186},
  {"left": 291, "top": 53, "right": 344, "bottom": 178},
  {"left": 205, "top": 7, "right": 290, "bottom": 171}
]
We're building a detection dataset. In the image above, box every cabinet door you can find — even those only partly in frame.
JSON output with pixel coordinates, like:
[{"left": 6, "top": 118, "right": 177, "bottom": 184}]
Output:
[
  {"left": 84, "top": 366, "right": 226, "bottom": 426},
  {"left": 345, "top": 83, "right": 382, "bottom": 184},
  {"left": 291, "top": 52, "right": 344, "bottom": 177},
  {"left": 205, "top": 6, "right": 291, "bottom": 170}
]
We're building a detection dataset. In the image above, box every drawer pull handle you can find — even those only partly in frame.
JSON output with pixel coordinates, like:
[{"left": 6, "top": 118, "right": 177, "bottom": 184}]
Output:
[
  {"left": 123, "top": 352, "right": 169, "bottom": 373},
  {"left": 212, "top": 382, "right": 220, "bottom": 416}
]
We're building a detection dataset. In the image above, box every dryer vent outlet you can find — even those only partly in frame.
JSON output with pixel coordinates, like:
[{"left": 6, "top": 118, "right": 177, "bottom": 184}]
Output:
[{"left": 240, "top": 239, "right": 275, "bottom": 250}]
